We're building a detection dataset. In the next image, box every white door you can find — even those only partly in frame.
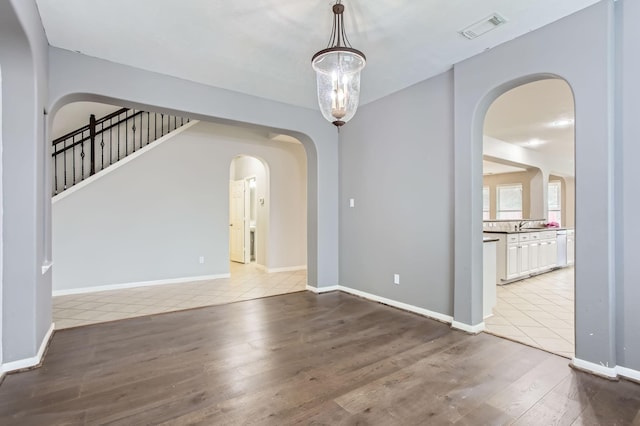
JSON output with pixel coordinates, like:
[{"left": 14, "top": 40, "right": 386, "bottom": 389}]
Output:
[{"left": 229, "top": 180, "right": 248, "bottom": 263}]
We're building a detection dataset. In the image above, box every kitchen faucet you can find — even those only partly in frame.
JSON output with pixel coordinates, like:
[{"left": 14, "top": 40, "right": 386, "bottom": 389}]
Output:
[{"left": 516, "top": 220, "right": 531, "bottom": 231}]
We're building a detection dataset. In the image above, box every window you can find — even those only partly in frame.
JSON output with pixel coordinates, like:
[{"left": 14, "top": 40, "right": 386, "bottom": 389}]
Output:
[
  {"left": 497, "top": 184, "right": 522, "bottom": 219},
  {"left": 483, "top": 186, "right": 490, "bottom": 220},
  {"left": 548, "top": 181, "right": 562, "bottom": 226}
]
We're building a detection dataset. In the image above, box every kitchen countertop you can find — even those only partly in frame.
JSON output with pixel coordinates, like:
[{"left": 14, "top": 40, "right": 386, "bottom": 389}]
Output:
[{"left": 483, "top": 227, "right": 569, "bottom": 234}]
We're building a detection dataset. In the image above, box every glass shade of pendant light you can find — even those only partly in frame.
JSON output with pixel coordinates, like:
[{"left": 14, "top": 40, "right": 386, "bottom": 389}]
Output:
[{"left": 311, "top": 1, "right": 366, "bottom": 127}]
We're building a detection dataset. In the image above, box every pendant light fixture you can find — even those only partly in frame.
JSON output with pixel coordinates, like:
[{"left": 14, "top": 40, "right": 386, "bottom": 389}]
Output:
[{"left": 311, "top": 1, "right": 366, "bottom": 127}]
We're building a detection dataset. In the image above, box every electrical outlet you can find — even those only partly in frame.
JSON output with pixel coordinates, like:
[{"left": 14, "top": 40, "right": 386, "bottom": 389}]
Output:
[
  {"left": 394, "top": 274, "right": 400, "bottom": 285},
  {"left": 349, "top": 198, "right": 355, "bottom": 208},
  {"left": 199, "top": 256, "right": 205, "bottom": 264}
]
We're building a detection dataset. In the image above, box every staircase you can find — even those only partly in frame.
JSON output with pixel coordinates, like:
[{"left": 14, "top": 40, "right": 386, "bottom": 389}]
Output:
[{"left": 52, "top": 108, "right": 190, "bottom": 195}]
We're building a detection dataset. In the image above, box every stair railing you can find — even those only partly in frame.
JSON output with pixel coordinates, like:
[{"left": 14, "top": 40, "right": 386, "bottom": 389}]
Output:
[{"left": 52, "top": 108, "right": 189, "bottom": 195}]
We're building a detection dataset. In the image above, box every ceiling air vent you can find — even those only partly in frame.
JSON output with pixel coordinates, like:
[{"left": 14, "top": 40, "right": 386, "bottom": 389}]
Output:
[{"left": 460, "top": 13, "right": 508, "bottom": 40}]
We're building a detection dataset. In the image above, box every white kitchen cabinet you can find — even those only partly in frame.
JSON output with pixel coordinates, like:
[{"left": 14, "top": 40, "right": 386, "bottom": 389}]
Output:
[
  {"left": 548, "top": 240, "right": 558, "bottom": 268},
  {"left": 518, "top": 233, "right": 531, "bottom": 275},
  {"left": 507, "top": 243, "right": 519, "bottom": 280},
  {"left": 519, "top": 240, "right": 530, "bottom": 275},
  {"left": 529, "top": 240, "right": 540, "bottom": 273},
  {"left": 538, "top": 231, "right": 558, "bottom": 270},
  {"left": 539, "top": 241, "right": 548, "bottom": 270},
  {"left": 529, "top": 232, "right": 541, "bottom": 273},
  {"left": 567, "top": 230, "right": 575, "bottom": 265},
  {"left": 492, "top": 229, "right": 559, "bottom": 285}
]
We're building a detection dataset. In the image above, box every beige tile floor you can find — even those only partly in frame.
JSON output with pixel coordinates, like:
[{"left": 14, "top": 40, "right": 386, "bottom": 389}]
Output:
[
  {"left": 53, "top": 262, "right": 307, "bottom": 330},
  {"left": 485, "top": 266, "right": 575, "bottom": 358}
]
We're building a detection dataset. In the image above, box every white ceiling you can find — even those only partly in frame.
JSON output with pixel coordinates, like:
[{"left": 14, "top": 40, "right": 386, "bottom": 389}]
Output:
[
  {"left": 484, "top": 78, "right": 575, "bottom": 159},
  {"left": 483, "top": 161, "right": 526, "bottom": 176},
  {"left": 35, "top": 0, "right": 600, "bottom": 110},
  {"left": 483, "top": 78, "right": 575, "bottom": 176}
]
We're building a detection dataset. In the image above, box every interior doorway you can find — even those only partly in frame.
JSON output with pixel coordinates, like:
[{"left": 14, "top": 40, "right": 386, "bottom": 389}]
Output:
[
  {"left": 481, "top": 78, "right": 576, "bottom": 358},
  {"left": 229, "top": 155, "right": 267, "bottom": 266}
]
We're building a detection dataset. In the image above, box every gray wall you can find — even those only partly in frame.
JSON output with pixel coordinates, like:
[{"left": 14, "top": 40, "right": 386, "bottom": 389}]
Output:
[
  {"left": 341, "top": 0, "right": 640, "bottom": 372},
  {"left": 453, "top": 1, "right": 617, "bottom": 367},
  {"left": 0, "top": 0, "right": 51, "bottom": 364},
  {"left": 53, "top": 121, "right": 307, "bottom": 291},
  {"left": 618, "top": 0, "right": 640, "bottom": 372},
  {"left": 340, "top": 71, "right": 454, "bottom": 316}
]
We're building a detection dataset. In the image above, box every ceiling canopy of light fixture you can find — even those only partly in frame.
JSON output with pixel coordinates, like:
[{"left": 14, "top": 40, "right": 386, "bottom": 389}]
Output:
[{"left": 312, "top": 1, "right": 366, "bottom": 128}]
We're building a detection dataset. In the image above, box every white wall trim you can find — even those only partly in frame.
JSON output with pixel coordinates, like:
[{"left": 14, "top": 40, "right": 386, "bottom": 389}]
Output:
[
  {"left": 617, "top": 366, "right": 640, "bottom": 383},
  {"left": 52, "top": 273, "right": 230, "bottom": 296},
  {"left": 572, "top": 357, "right": 618, "bottom": 379},
  {"left": 267, "top": 265, "right": 307, "bottom": 273},
  {"left": 318, "top": 285, "right": 454, "bottom": 325},
  {"left": 451, "top": 320, "right": 486, "bottom": 334},
  {"left": 1, "top": 323, "right": 54, "bottom": 375},
  {"left": 306, "top": 284, "right": 339, "bottom": 294},
  {"left": 52, "top": 120, "right": 200, "bottom": 203},
  {"left": 339, "top": 286, "right": 454, "bottom": 324}
]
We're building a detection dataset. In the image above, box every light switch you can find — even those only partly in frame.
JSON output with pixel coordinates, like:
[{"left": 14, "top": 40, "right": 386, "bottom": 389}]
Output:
[{"left": 349, "top": 198, "right": 355, "bottom": 208}]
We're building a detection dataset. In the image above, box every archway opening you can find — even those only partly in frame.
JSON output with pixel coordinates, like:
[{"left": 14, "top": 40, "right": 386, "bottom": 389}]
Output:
[
  {"left": 481, "top": 78, "right": 575, "bottom": 358},
  {"left": 49, "top": 100, "right": 310, "bottom": 329},
  {"left": 227, "top": 149, "right": 308, "bottom": 294}
]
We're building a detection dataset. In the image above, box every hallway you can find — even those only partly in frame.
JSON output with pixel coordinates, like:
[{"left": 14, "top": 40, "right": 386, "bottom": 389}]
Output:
[{"left": 52, "top": 263, "right": 306, "bottom": 329}]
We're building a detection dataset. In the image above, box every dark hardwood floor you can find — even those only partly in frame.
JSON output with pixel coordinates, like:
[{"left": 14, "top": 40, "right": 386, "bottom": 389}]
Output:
[{"left": 1, "top": 291, "right": 639, "bottom": 425}]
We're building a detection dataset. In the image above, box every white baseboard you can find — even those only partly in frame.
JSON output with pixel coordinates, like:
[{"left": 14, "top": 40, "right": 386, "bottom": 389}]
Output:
[
  {"left": 52, "top": 273, "right": 230, "bottom": 297},
  {"left": 451, "top": 320, "right": 486, "bottom": 334},
  {"left": 1, "top": 323, "right": 55, "bottom": 374},
  {"left": 315, "top": 284, "right": 454, "bottom": 325},
  {"left": 571, "top": 357, "right": 618, "bottom": 379},
  {"left": 53, "top": 120, "right": 199, "bottom": 203},
  {"left": 267, "top": 265, "right": 307, "bottom": 273},
  {"left": 306, "top": 284, "right": 339, "bottom": 294},
  {"left": 617, "top": 365, "right": 640, "bottom": 383}
]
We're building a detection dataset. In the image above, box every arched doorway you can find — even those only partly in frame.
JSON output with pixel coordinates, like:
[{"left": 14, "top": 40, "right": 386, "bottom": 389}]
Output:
[
  {"left": 226, "top": 149, "right": 307, "bottom": 295},
  {"left": 49, "top": 101, "right": 309, "bottom": 328},
  {"left": 481, "top": 78, "right": 576, "bottom": 358}
]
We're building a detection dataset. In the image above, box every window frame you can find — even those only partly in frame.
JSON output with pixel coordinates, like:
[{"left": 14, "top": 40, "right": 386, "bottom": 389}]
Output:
[
  {"left": 496, "top": 183, "right": 523, "bottom": 220},
  {"left": 548, "top": 180, "right": 562, "bottom": 225}
]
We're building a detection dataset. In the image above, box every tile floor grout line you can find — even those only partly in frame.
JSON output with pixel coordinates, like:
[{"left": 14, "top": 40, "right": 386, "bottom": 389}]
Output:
[
  {"left": 486, "top": 267, "right": 575, "bottom": 358},
  {"left": 52, "top": 263, "right": 307, "bottom": 331}
]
